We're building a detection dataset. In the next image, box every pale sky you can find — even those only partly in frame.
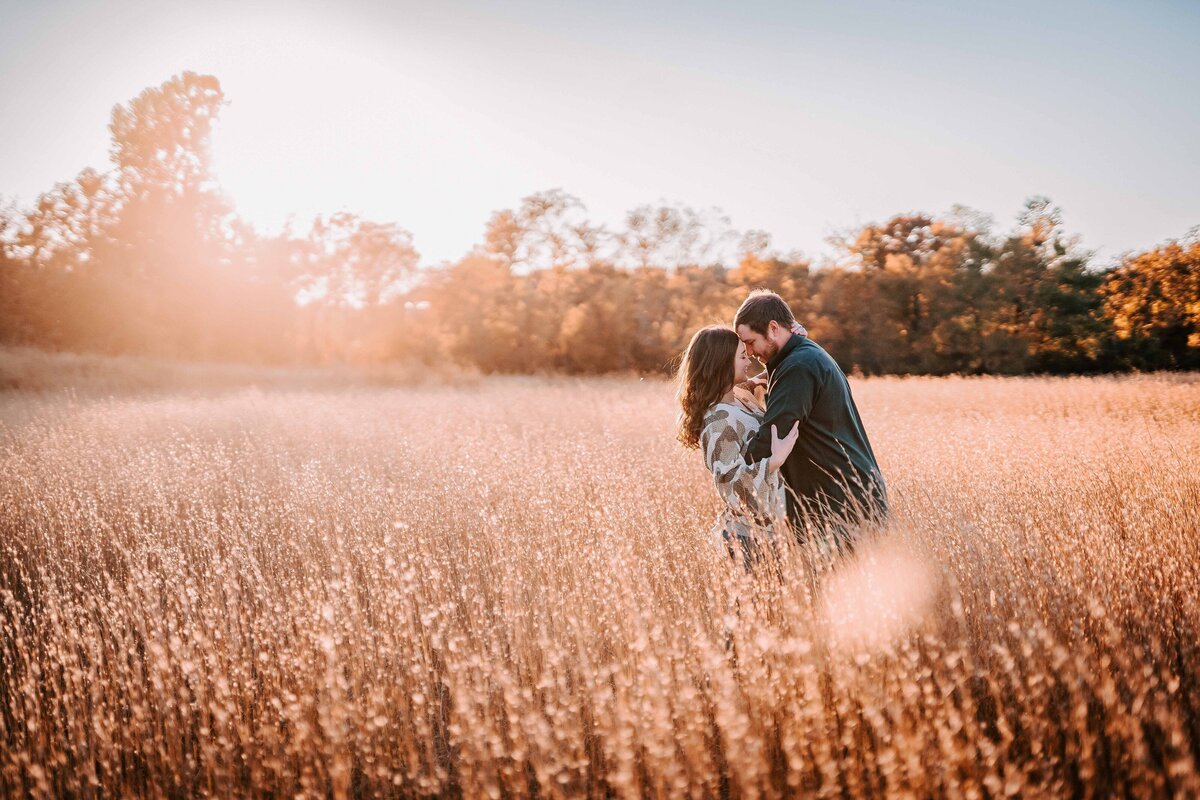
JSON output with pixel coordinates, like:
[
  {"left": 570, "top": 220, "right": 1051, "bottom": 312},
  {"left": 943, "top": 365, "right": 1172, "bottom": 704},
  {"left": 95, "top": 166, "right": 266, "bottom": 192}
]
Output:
[{"left": 2, "top": 0, "right": 1198, "bottom": 267}]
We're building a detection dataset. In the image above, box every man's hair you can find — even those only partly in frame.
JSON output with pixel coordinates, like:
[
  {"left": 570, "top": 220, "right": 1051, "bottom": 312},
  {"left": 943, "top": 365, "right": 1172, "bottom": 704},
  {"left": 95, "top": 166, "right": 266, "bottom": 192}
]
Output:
[{"left": 734, "top": 289, "right": 794, "bottom": 335}]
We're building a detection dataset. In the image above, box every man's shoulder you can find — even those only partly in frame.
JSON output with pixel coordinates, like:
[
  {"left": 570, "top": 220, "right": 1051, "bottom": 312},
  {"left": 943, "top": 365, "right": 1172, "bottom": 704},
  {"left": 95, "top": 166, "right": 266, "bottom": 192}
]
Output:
[{"left": 778, "top": 338, "right": 835, "bottom": 372}]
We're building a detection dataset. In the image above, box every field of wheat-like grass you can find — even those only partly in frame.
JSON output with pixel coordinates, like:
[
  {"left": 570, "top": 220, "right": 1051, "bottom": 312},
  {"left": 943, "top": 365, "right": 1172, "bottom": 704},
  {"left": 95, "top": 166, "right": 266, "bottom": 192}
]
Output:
[{"left": 3, "top": 373, "right": 1200, "bottom": 798}]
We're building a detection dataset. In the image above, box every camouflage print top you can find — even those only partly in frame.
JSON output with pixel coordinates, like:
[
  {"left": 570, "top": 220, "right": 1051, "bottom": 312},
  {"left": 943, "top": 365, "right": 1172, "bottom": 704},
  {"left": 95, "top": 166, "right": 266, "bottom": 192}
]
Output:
[{"left": 700, "top": 388, "right": 788, "bottom": 549}]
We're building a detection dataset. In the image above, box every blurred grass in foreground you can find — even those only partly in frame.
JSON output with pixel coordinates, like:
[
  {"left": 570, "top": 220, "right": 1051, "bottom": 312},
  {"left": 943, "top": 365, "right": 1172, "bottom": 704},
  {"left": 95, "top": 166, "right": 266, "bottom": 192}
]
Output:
[{"left": 2, "top": 368, "right": 1199, "bottom": 797}]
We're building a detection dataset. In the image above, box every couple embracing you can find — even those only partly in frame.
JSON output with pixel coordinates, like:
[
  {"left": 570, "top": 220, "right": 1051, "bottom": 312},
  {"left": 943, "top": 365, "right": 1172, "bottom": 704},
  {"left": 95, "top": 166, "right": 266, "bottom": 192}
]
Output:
[{"left": 676, "top": 290, "right": 888, "bottom": 567}]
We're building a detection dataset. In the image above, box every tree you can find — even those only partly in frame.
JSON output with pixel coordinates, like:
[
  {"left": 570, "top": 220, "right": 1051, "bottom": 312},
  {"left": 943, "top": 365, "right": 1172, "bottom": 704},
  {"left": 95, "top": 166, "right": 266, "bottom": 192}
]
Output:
[
  {"left": 291, "top": 212, "right": 420, "bottom": 362},
  {"left": 96, "top": 72, "right": 234, "bottom": 356},
  {"left": 985, "top": 197, "right": 1106, "bottom": 373},
  {"left": 301, "top": 213, "right": 418, "bottom": 309},
  {"left": 2, "top": 172, "right": 122, "bottom": 350},
  {"left": 422, "top": 252, "right": 532, "bottom": 372},
  {"left": 806, "top": 267, "right": 891, "bottom": 374},
  {"left": 0, "top": 199, "right": 31, "bottom": 345},
  {"left": 482, "top": 189, "right": 608, "bottom": 272},
  {"left": 829, "top": 214, "right": 982, "bottom": 373},
  {"left": 728, "top": 232, "right": 812, "bottom": 313},
  {"left": 619, "top": 203, "right": 735, "bottom": 271},
  {"left": 1100, "top": 236, "right": 1200, "bottom": 369}
]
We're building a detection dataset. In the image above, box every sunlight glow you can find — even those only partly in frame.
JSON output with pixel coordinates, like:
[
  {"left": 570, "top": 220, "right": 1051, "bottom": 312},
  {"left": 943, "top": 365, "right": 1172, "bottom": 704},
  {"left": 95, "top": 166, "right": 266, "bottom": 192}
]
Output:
[{"left": 821, "top": 538, "right": 938, "bottom": 654}]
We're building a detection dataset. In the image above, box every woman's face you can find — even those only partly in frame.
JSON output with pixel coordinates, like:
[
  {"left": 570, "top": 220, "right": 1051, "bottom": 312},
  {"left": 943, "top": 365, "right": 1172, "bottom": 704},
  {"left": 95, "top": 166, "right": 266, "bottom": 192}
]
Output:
[{"left": 732, "top": 341, "right": 752, "bottom": 385}]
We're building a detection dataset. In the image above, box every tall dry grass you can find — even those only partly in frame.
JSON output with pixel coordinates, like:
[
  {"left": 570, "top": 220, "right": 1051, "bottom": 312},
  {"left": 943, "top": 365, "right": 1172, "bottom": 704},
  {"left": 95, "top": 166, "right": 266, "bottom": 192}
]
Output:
[{"left": 2, "top": 373, "right": 1200, "bottom": 797}]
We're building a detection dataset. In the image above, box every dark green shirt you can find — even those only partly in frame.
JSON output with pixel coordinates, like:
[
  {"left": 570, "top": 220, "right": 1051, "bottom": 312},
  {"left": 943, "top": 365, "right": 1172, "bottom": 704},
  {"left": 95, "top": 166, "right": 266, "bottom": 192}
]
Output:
[{"left": 744, "top": 334, "right": 887, "bottom": 525}]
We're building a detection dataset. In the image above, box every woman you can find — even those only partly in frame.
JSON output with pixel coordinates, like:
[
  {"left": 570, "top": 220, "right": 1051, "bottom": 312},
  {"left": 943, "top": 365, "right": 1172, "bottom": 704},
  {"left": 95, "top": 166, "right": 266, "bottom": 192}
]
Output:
[{"left": 676, "top": 325, "right": 800, "bottom": 566}]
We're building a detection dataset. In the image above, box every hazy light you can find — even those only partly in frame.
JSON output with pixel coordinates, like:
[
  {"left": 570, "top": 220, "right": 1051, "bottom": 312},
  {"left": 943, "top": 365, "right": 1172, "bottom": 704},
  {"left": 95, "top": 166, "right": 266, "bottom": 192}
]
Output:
[
  {"left": 821, "top": 538, "right": 937, "bottom": 654},
  {"left": 2, "top": 1, "right": 1198, "bottom": 266}
]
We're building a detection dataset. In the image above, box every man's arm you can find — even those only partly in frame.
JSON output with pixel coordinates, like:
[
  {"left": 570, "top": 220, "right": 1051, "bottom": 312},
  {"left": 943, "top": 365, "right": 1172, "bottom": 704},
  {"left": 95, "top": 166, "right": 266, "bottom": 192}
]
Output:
[{"left": 744, "top": 360, "right": 820, "bottom": 464}]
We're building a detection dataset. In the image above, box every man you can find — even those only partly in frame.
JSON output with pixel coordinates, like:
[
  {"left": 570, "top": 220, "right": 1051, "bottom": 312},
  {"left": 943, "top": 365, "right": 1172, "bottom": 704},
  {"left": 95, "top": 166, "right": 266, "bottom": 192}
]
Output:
[{"left": 735, "top": 289, "right": 887, "bottom": 543}]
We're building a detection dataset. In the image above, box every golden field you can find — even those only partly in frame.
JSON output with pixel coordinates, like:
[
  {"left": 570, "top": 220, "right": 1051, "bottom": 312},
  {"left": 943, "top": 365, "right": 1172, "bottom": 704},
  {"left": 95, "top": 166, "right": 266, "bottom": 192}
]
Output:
[{"left": 2, "top": 363, "right": 1200, "bottom": 798}]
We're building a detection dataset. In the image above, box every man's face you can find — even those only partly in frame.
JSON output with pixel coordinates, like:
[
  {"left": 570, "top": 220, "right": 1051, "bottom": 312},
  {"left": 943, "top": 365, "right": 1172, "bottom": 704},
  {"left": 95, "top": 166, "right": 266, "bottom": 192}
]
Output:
[{"left": 736, "top": 323, "right": 779, "bottom": 364}]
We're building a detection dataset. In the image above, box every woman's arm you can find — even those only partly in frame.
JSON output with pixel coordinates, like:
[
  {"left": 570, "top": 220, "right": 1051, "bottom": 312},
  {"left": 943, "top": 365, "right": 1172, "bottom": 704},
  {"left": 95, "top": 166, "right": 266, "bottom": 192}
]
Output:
[{"left": 701, "top": 412, "right": 794, "bottom": 514}]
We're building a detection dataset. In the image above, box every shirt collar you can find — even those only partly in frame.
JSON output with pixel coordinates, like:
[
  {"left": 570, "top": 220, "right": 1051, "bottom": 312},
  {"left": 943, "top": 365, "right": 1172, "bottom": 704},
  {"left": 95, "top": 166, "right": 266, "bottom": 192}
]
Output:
[{"left": 767, "top": 333, "right": 804, "bottom": 374}]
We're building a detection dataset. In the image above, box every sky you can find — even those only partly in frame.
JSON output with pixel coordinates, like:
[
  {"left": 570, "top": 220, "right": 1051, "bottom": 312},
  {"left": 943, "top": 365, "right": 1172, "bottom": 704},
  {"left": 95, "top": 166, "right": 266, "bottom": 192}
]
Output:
[{"left": 1, "top": 0, "right": 1198, "bottom": 267}]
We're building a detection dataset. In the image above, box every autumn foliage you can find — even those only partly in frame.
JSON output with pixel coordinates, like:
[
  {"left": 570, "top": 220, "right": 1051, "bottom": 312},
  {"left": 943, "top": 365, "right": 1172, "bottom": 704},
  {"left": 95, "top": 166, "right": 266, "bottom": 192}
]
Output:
[{"left": 2, "top": 72, "right": 1197, "bottom": 375}]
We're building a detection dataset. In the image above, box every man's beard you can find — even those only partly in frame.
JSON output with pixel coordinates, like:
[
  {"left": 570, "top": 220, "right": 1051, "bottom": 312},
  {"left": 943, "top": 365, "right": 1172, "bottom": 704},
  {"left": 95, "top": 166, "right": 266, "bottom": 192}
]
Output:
[{"left": 759, "top": 340, "right": 779, "bottom": 364}]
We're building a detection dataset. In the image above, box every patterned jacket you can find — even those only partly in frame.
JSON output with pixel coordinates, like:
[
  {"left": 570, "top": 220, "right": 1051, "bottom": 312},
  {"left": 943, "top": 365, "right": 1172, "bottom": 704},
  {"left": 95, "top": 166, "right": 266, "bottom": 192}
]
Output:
[{"left": 699, "top": 389, "right": 788, "bottom": 549}]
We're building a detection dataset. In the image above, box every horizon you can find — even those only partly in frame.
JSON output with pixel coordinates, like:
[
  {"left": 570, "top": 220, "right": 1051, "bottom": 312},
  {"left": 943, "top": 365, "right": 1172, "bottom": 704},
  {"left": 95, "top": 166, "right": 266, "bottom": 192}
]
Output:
[{"left": 2, "top": 0, "right": 1198, "bottom": 268}]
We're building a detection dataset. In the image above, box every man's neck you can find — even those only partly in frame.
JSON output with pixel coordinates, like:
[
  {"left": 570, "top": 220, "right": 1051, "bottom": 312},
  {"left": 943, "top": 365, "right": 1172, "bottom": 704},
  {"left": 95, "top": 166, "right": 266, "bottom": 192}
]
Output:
[{"left": 767, "top": 333, "right": 801, "bottom": 372}]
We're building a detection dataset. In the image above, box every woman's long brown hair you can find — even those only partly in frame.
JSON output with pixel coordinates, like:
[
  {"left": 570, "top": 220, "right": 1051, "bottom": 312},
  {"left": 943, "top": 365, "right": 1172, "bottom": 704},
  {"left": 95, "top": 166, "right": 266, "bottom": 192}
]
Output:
[{"left": 675, "top": 325, "right": 740, "bottom": 450}]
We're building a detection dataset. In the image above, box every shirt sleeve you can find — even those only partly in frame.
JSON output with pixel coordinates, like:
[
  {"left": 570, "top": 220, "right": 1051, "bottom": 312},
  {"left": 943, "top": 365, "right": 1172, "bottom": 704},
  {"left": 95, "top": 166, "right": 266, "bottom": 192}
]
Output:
[
  {"left": 744, "top": 358, "right": 821, "bottom": 465},
  {"left": 701, "top": 411, "right": 778, "bottom": 517}
]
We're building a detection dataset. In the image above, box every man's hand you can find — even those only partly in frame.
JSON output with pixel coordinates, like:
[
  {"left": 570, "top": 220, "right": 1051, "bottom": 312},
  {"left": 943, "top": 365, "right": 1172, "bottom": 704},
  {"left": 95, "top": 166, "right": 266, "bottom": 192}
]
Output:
[{"left": 768, "top": 421, "right": 801, "bottom": 472}]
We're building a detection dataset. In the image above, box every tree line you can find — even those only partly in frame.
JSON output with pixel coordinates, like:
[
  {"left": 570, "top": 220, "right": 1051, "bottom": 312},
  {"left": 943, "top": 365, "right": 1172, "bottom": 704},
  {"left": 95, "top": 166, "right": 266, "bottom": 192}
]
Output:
[{"left": 2, "top": 72, "right": 1197, "bottom": 376}]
